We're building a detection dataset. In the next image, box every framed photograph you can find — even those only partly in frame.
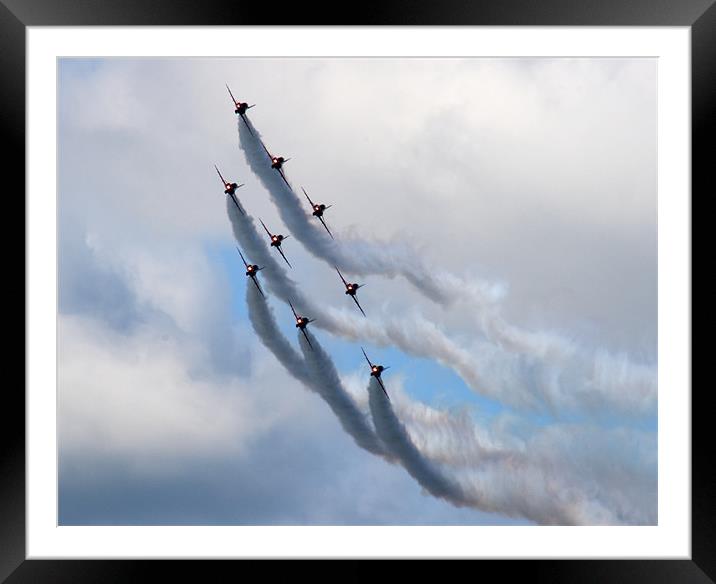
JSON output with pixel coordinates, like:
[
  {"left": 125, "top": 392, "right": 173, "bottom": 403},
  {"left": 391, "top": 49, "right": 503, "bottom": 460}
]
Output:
[{"left": 9, "top": 0, "right": 704, "bottom": 579}]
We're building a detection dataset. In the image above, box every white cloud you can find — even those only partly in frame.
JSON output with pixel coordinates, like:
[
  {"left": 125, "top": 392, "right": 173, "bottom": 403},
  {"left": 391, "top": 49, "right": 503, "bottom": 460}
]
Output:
[
  {"left": 60, "top": 314, "right": 252, "bottom": 466},
  {"left": 57, "top": 230, "right": 317, "bottom": 473}
]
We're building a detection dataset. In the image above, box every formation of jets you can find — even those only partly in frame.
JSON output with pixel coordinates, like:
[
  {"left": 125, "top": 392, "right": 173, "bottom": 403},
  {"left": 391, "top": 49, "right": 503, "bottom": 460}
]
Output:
[{"left": 219, "top": 87, "right": 392, "bottom": 398}]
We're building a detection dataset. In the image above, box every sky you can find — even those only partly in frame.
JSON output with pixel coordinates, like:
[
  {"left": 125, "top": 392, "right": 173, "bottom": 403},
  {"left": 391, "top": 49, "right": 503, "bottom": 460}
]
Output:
[{"left": 57, "top": 57, "right": 657, "bottom": 526}]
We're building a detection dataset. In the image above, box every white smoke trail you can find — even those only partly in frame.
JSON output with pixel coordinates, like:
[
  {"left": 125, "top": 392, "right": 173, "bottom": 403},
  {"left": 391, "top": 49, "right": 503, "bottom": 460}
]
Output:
[
  {"left": 241, "top": 247, "right": 621, "bottom": 525},
  {"left": 245, "top": 274, "right": 392, "bottom": 460},
  {"left": 233, "top": 120, "right": 656, "bottom": 418},
  {"left": 246, "top": 282, "right": 312, "bottom": 387},
  {"left": 367, "top": 377, "right": 465, "bottom": 505},
  {"left": 236, "top": 117, "right": 503, "bottom": 307},
  {"left": 226, "top": 197, "right": 655, "bottom": 417},
  {"left": 228, "top": 203, "right": 655, "bottom": 525},
  {"left": 298, "top": 331, "right": 388, "bottom": 457},
  {"left": 225, "top": 116, "right": 657, "bottom": 525},
  {"left": 235, "top": 116, "right": 590, "bottom": 371},
  {"left": 368, "top": 381, "right": 655, "bottom": 525},
  {"left": 224, "top": 195, "right": 305, "bottom": 303}
]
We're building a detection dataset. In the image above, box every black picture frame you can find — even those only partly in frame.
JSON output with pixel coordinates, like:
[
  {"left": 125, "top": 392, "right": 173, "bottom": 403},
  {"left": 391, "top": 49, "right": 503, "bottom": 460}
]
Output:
[{"left": 6, "top": 0, "right": 704, "bottom": 579}]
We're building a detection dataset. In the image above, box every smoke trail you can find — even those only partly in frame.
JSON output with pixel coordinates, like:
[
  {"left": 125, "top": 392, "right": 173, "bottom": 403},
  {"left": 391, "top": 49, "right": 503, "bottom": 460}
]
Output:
[
  {"left": 244, "top": 275, "right": 391, "bottom": 461},
  {"left": 231, "top": 194, "right": 654, "bottom": 523},
  {"left": 224, "top": 194, "right": 306, "bottom": 303},
  {"left": 226, "top": 197, "right": 655, "bottom": 417},
  {"left": 236, "top": 117, "right": 503, "bottom": 307},
  {"left": 323, "top": 305, "right": 655, "bottom": 417},
  {"left": 368, "top": 380, "right": 654, "bottom": 525},
  {"left": 367, "top": 377, "right": 466, "bottom": 505},
  {"left": 224, "top": 195, "right": 492, "bottom": 409},
  {"left": 366, "top": 377, "right": 580, "bottom": 524},
  {"left": 298, "top": 331, "right": 388, "bottom": 457},
  {"left": 235, "top": 114, "right": 598, "bottom": 374},
  {"left": 246, "top": 282, "right": 312, "bottom": 387},
  {"left": 233, "top": 122, "right": 656, "bottom": 418},
  {"left": 243, "top": 259, "right": 616, "bottom": 524},
  {"left": 225, "top": 118, "right": 656, "bottom": 525}
]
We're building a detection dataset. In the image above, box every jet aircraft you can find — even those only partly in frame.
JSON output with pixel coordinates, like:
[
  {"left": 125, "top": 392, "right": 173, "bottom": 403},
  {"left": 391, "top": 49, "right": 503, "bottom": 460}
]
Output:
[
  {"left": 302, "top": 187, "right": 333, "bottom": 238},
  {"left": 236, "top": 246, "right": 265, "bottom": 298},
  {"left": 226, "top": 84, "right": 255, "bottom": 134},
  {"left": 290, "top": 300, "right": 315, "bottom": 349},
  {"left": 259, "top": 218, "right": 292, "bottom": 268},
  {"left": 336, "top": 267, "right": 366, "bottom": 317},
  {"left": 259, "top": 140, "right": 292, "bottom": 187},
  {"left": 215, "top": 165, "right": 245, "bottom": 214},
  {"left": 361, "top": 347, "right": 390, "bottom": 399}
]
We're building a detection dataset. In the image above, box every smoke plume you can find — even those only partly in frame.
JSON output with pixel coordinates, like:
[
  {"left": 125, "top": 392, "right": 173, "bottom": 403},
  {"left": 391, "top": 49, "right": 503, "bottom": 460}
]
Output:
[{"left": 299, "top": 331, "right": 388, "bottom": 457}]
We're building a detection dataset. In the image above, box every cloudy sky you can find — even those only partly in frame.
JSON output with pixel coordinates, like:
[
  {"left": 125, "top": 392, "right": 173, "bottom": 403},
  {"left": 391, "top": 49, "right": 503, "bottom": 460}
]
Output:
[{"left": 58, "top": 57, "right": 657, "bottom": 526}]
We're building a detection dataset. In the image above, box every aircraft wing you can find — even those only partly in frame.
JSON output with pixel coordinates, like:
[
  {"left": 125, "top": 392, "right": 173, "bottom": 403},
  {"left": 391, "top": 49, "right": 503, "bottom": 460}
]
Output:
[
  {"left": 278, "top": 169, "right": 291, "bottom": 188},
  {"left": 251, "top": 275, "right": 265, "bottom": 299},
  {"left": 259, "top": 218, "right": 273, "bottom": 238},
  {"left": 318, "top": 216, "right": 334, "bottom": 239},
  {"left": 239, "top": 113, "right": 254, "bottom": 136},
  {"left": 277, "top": 246, "right": 292, "bottom": 268},
  {"left": 215, "top": 165, "right": 227, "bottom": 186},
  {"left": 352, "top": 295, "right": 367, "bottom": 318},
  {"left": 376, "top": 376, "right": 390, "bottom": 400},
  {"left": 301, "top": 187, "right": 315, "bottom": 208},
  {"left": 301, "top": 328, "right": 314, "bottom": 350},
  {"left": 236, "top": 247, "right": 249, "bottom": 268},
  {"left": 289, "top": 301, "right": 299, "bottom": 320},
  {"left": 336, "top": 267, "right": 348, "bottom": 287},
  {"left": 226, "top": 84, "right": 238, "bottom": 106},
  {"left": 229, "top": 193, "right": 245, "bottom": 215},
  {"left": 361, "top": 347, "right": 373, "bottom": 368},
  {"left": 259, "top": 139, "right": 273, "bottom": 160}
]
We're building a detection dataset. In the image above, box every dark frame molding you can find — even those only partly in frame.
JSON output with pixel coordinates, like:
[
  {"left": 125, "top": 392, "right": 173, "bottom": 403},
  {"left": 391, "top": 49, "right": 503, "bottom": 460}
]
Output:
[{"left": 7, "top": 1, "right": 704, "bottom": 580}]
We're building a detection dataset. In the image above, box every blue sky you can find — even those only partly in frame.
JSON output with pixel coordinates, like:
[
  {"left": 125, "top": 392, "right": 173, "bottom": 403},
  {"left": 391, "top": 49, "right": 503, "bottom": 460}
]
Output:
[{"left": 57, "top": 57, "right": 657, "bottom": 526}]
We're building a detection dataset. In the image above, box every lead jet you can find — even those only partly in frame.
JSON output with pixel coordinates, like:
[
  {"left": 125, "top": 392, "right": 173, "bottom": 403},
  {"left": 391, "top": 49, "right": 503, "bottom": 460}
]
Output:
[
  {"left": 226, "top": 84, "right": 255, "bottom": 134},
  {"left": 302, "top": 187, "right": 333, "bottom": 239},
  {"left": 236, "top": 246, "right": 265, "bottom": 298},
  {"left": 259, "top": 218, "right": 292, "bottom": 268},
  {"left": 259, "top": 140, "right": 292, "bottom": 187},
  {"left": 289, "top": 300, "right": 315, "bottom": 349},
  {"left": 215, "top": 165, "right": 245, "bottom": 214},
  {"left": 361, "top": 347, "right": 390, "bottom": 399},
  {"left": 336, "top": 267, "right": 366, "bottom": 317}
]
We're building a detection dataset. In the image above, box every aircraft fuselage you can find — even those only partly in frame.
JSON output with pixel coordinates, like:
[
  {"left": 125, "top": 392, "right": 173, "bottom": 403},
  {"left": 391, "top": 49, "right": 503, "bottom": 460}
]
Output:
[{"left": 371, "top": 365, "right": 385, "bottom": 377}]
